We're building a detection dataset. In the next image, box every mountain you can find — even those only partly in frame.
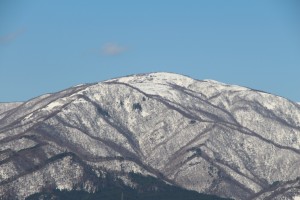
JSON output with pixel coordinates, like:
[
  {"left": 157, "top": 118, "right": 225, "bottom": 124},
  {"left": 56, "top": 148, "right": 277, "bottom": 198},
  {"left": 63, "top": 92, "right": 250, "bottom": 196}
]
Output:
[
  {"left": 0, "top": 102, "right": 23, "bottom": 115},
  {"left": 0, "top": 72, "right": 300, "bottom": 200}
]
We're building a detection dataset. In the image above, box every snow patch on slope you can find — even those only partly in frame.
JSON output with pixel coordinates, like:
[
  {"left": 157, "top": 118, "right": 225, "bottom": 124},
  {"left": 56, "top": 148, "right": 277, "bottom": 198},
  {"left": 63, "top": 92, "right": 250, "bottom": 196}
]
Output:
[
  {"left": 0, "top": 102, "right": 22, "bottom": 114},
  {"left": 45, "top": 101, "right": 64, "bottom": 110},
  {"left": 203, "top": 79, "right": 249, "bottom": 92}
]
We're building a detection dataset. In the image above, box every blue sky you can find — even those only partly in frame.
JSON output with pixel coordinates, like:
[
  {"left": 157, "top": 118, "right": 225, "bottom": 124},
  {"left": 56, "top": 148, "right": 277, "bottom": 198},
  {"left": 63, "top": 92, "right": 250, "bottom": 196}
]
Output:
[{"left": 0, "top": 0, "right": 299, "bottom": 102}]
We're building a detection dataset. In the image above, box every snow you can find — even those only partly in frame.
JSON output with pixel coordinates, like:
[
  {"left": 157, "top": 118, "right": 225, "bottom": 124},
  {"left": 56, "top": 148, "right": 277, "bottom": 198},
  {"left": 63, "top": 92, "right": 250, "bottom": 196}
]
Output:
[
  {"left": 42, "top": 95, "right": 78, "bottom": 112},
  {"left": 203, "top": 79, "right": 248, "bottom": 91},
  {"left": 108, "top": 72, "right": 196, "bottom": 99},
  {"left": 45, "top": 101, "right": 64, "bottom": 110},
  {"left": 111, "top": 73, "right": 251, "bottom": 100},
  {"left": 74, "top": 83, "right": 85, "bottom": 87},
  {"left": 113, "top": 72, "right": 195, "bottom": 87},
  {"left": 0, "top": 102, "right": 22, "bottom": 114},
  {"left": 149, "top": 72, "right": 195, "bottom": 86},
  {"left": 2, "top": 72, "right": 300, "bottom": 199},
  {"left": 24, "top": 113, "right": 33, "bottom": 120}
]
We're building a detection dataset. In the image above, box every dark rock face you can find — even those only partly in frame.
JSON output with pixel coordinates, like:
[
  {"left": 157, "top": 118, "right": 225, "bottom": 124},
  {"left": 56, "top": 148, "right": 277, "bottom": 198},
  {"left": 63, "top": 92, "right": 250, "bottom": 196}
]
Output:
[
  {"left": 0, "top": 72, "right": 300, "bottom": 199},
  {"left": 25, "top": 172, "right": 231, "bottom": 200}
]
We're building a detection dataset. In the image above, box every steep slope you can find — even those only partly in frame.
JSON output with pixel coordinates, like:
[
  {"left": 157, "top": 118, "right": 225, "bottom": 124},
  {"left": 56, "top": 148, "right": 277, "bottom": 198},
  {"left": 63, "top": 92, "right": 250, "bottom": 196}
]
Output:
[{"left": 0, "top": 72, "right": 300, "bottom": 199}]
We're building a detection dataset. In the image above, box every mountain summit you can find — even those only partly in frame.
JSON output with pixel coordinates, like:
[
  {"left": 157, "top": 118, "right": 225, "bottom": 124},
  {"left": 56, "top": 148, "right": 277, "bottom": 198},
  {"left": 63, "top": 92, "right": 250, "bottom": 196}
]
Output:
[{"left": 1, "top": 72, "right": 300, "bottom": 199}]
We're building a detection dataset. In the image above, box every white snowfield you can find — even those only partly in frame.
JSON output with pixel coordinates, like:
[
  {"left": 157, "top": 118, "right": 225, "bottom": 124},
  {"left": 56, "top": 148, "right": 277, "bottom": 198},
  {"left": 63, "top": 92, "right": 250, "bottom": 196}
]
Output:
[{"left": 0, "top": 72, "right": 300, "bottom": 200}]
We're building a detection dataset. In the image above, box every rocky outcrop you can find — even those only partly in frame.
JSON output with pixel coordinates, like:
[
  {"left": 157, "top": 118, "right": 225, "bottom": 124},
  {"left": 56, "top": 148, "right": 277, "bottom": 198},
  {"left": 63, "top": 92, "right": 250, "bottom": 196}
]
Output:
[{"left": 0, "top": 72, "right": 300, "bottom": 199}]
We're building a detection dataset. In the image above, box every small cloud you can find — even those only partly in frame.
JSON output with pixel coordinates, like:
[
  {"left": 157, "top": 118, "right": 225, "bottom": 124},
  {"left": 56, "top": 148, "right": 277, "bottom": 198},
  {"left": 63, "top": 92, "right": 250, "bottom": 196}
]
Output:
[
  {"left": 101, "top": 43, "right": 127, "bottom": 56},
  {"left": 0, "top": 28, "right": 26, "bottom": 45}
]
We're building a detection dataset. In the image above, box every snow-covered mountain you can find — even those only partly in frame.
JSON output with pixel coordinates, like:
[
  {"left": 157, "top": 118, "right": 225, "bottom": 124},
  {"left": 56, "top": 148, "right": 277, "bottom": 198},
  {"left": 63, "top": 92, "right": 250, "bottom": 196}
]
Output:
[
  {"left": 0, "top": 102, "right": 23, "bottom": 115},
  {"left": 1, "top": 72, "right": 300, "bottom": 199}
]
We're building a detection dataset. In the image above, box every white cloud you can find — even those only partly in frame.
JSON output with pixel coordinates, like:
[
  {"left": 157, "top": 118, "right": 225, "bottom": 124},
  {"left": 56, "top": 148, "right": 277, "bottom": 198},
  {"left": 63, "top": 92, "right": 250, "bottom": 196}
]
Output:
[
  {"left": 0, "top": 28, "right": 26, "bottom": 45},
  {"left": 101, "top": 43, "right": 127, "bottom": 56}
]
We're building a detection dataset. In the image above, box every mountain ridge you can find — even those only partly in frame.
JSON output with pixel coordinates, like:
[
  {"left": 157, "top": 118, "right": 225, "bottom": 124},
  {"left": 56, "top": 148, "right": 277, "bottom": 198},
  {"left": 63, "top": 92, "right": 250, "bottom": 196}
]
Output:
[{"left": 0, "top": 72, "right": 300, "bottom": 199}]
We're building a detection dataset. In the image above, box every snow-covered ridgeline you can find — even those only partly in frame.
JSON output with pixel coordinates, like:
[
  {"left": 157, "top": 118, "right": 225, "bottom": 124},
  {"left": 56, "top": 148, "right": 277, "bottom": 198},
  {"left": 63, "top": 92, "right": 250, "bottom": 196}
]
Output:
[
  {"left": 1, "top": 72, "right": 300, "bottom": 200},
  {"left": 0, "top": 102, "right": 22, "bottom": 115}
]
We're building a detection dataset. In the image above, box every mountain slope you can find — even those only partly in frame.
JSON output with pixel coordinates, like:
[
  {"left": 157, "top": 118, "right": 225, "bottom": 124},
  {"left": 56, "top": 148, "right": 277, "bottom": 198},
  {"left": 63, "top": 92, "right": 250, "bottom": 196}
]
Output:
[
  {"left": 0, "top": 72, "right": 300, "bottom": 199},
  {"left": 0, "top": 102, "right": 23, "bottom": 116}
]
